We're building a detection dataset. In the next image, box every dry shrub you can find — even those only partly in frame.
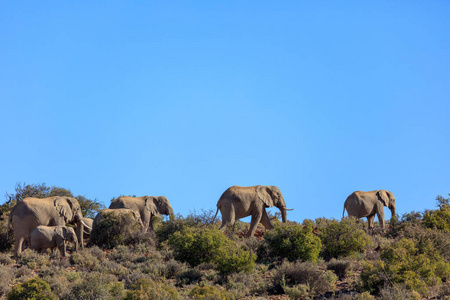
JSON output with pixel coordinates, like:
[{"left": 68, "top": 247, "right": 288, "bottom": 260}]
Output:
[
  {"left": 273, "top": 261, "right": 337, "bottom": 296},
  {"left": 69, "top": 249, "right": 101, "bottom": 271},
  {"left": 0, "top": 267, "right": 15, "bottom": 298},
  {"left": 18, "top": 249, "right": 51, "bottom": 269},
  {"left": 327, "top": 258, "right": 353, "bottom": 279},
  {"left": 378, "top": 283, "right": 421, "bottom": 300},
  {"left": 226, "top": 269, "right": 272, "bottom": 298},
  {"left": 65, "top": 271, "right": 123, "bottom": 300}
]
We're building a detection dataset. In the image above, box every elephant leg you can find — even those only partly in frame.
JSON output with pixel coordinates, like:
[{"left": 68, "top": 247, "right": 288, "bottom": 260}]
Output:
[
  {"left": 367, "top": 214, "right": 375, "bottom": 230},
  {"left": 219, "top": 207, "right": 235, "bottom": 231},
  {"left": 260, "top": 210, "right": 273, "bottom": 230},
  {"left": 247, "top": 211, "right": 262, "bottom": 238},
  {"left": 377, "top": 210, "right": 385, "bottom": 231},
  {"left": 15, "top": 237, "right": 26, "bottom": 256}
]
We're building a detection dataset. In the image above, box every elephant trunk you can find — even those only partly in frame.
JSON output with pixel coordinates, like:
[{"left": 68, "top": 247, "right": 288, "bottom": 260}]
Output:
[
  {"left": 390, "top": 205, "right": 397, "bottom": 217},
  {"left": 280, "top": 207, "right": 287, "bottom": 223},
  {"left": 168, "top": 207, "right": 175, "bottom": 220}
]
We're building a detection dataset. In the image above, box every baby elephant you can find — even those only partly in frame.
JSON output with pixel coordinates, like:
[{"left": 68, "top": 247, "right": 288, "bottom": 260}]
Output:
[{"left": 29, "top": 225, "right": 78, "bottom": 257}]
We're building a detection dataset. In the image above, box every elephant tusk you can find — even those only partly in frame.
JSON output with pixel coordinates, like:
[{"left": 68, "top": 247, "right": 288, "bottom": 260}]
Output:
[
  {"left": 80, "top": 220, "right": 92, "bottom": 230},
  {"left": 285, "top": 208, "right": 294, "bottom": 211}
]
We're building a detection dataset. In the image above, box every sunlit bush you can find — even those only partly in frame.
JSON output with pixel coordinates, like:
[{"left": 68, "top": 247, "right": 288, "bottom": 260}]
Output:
[
  {"left": 168, "top": 226, "right": 256, "bottom": 274},
  {"left": 260, "top": 222, "right": 322, "bottom": 263},
  {"left": 361, "top": 237, "right": 450, "bottom": 297},
  {"left": 319, "top": 218, "right": 370, "bottom": 259},
  {"left": 124, "top": 278, "right": 180, "bottom": 300},
  {"left": 8, "top": 277, "right": 55, "bottom": 300},
  {"left": 188, "top": 285, "right": 234, "bottom": 300},
  {"left": 423, "top": 194, "right": 450, "bottom": 233}
]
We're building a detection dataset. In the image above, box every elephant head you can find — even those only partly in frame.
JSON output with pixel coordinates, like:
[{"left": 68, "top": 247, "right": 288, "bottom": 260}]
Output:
[
  {"left": 377, "top": 190, "right": 396, "bottom": 216},
  {"left": 155, "top": 196, "right": 175, "bottom": 219},
  {"left": 145, "top": 196, "right": 174, "bottom": 220},
  {"left": 55, "top": 226, "right": 79, "bottom": 253},
  {"left": 256, "top": 186, "right": 292, "bottom": 223},
  {"left": 53, "top": 197, "right": 85, "bottom": 247}
]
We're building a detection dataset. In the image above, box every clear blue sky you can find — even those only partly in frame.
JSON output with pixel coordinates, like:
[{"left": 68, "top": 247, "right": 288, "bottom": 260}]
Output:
[{"left": 1, "top": 1, "right": 449, "bottom": 223}]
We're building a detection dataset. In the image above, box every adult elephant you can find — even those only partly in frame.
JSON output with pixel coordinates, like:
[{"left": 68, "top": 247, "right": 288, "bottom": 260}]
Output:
[
  {"left": 214, "top": 185, "right": 293, "bottom": 237},
  {"left": 343, "top": 190, "right": 396, "bottom": 231},
  {"left": 109, "top": 196, "right": 174, "bottom": 233},
  {"left": 8, "top": 196, "right": 88, "bottom": 256}
]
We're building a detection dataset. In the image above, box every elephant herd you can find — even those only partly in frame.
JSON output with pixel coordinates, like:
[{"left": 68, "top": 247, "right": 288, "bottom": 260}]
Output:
[{"left": 6, "top": 185, "right": 396, "bottom": 257}]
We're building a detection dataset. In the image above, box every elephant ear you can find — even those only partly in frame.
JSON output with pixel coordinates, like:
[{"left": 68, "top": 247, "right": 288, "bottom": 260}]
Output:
[
  {"left": 377, "top": 190, "right": 390, "bottom": 207},
  {"left": 55, "top": 227, "right": 66, "bottom": 240},
  {"left": 53, "top": 197, "right": 73, "bottom": 223},
  {"left": 145, "top": 197, "right": 160, "bottom": 217},
  {"left": 256, "top": 186, "right": 274, "bottom": 207}
]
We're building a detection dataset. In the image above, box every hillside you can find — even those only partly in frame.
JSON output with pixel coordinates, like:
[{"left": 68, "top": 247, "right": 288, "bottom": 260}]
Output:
[{"left": 0, "top": 193, "right": 449, "bottom": 299}]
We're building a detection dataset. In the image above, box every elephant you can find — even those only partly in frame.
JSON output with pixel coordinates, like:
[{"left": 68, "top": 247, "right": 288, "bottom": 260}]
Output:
[
  {"left": 87, "top": 208, "right": 144, "bottom": 247},
  {"left": 109, "top": 196, "right": 174, "bottom": 233},
  {"left": 8, "top": 196, "right": 89, "bottom": 256},
  {"left": 29, "top": 225, "right": 78, "bottom": 257},
  {"left": 214, "top": 185, "right": 293, "bottom": 237},
  {"left": 343, "top": 190, "right": 396, "bottom": 231}
]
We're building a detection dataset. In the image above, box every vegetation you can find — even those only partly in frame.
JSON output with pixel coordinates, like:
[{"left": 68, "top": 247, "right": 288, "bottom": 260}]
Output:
[
  {"left": 168, "top": 226, "right": 256, "bottom": 274},
  {"left": 0, "top": 184, "right": 449, "bottom": 299},
  {"left": 259, "top": 222, "right": 322, "bottom": 262},
  {"left": 319, "top": 218, "right": 371, "bottom": 259},
  {"left": 88, "top": 210, "right": 145, "bottom": 249}
]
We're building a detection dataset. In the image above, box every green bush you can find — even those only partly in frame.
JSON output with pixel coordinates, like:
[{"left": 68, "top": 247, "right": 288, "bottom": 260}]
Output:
[
  {"left": 260, "top": 222, "right": 322, "bottom": 263},
  {"left": 168, "top": 226, "right": 256, "bottom": 274},
  {"left": 156, "top": 214, "right": 200, "bottom": 243},
  {"left": 89, "top": 211, "right": 143, "bottom": 249},
  {"left": 399, "top": 224, "right": 450, "bottom": 261},
  {"left": 319, "top": 218, "right": 370, "bottom": 259},
  {"left": 176, "top": 268, "right": 203, "bottom": 286},
  {"left": 8, "top": 277, "right": 55, "bottom": 300},
  {"left": 423, "top": 194, "right": 450, "bottom": 233},
  {"left": 188, "top": 285, "right": 234, "bottom": 300},
  {"left": 361, "top": 237, "right": 450, "bottom": 297},
  {"left": 124, "top": 278, "right": 180, "bottom": 300}
]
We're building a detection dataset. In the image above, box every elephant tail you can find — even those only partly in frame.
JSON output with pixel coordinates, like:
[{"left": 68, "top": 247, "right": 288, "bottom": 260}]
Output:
[
  {"left": 213, "top": 202, "right": 221, "bottom": 223},
  {"left": 342, "top": 204, "right": 346, "bottom": 218}
]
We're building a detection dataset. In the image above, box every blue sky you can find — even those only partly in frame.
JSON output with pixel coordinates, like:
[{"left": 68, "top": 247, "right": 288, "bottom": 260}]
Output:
[{"left": 1, "top": 1, "right": 449, "bottom": 223}]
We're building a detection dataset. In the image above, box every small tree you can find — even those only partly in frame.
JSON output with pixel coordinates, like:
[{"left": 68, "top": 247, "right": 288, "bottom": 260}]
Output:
[
  {"left": 8, "top": 277, "right": 55, "bottom": 300},
  {"left": 261, "top": 222, "right": 322, "bottom": 263},
  {"left": 319, "top": 218, "right": 370, "bottom": 260},
  {"left": 423, "top": 194, "right": 450, "bottom": 233},
  {"left": 2, "top": 183, "right": 103, "bottom": 218},
  {"left": 168, "top": 226, "right": 256, "bottom": 274}
]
